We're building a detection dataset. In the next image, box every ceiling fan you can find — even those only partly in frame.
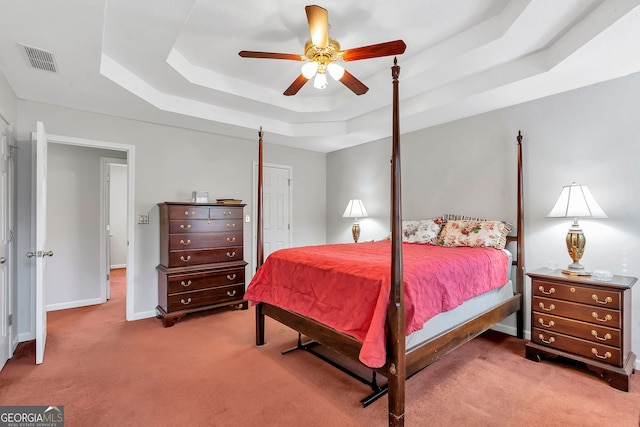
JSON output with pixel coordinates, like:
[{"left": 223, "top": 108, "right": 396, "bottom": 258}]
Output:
[{"left": 238, "top": 5, "right": 406, "bottom": 96}]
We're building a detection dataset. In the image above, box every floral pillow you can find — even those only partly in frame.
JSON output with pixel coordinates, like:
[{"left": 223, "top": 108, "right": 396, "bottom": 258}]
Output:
[
  {"left": 402, "top": 219, "right": 442, "bottom": 244},
  {"left": 437, "top": 220, "right": 511, "bottom": 249}
]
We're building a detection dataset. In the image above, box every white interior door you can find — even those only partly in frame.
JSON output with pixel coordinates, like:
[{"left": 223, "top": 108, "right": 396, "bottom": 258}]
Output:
[
  {"left": 0, "top": 133, "right": 9, "bottom": 370},
  {"left": 262, "top": 165, "right": 291, "bottom": 258},
  {"left": 33, "top": 121, "right": 51, "bottom": 365}
]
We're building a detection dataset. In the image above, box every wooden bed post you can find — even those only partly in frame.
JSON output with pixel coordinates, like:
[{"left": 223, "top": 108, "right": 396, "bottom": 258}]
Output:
[
  {"left": 256, "top": 127, "right": 265, "bottom": 346},
  {"left": 515, "top": 130, "right": 525, "bottom": 339},
  {"left": 387, "top": 57, "right": 406, "bottom": 427}
]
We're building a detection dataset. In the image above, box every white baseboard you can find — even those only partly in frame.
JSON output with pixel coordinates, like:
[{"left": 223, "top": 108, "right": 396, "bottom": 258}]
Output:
[
  {"left": 110, "top": 264, "right": 127, "bottom": 269},
  {"left": 18, "top": 332, "right": 35, "bottom": 343},
  {"left": 47, "top": 297, "right": 103, "bottom": 312},
  {"left": 130, "top": 309, "right": 156, "bottom": 321}
]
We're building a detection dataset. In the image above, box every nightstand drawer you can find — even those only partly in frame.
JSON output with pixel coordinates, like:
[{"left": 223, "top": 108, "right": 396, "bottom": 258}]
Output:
[
  {"left": 533, "top": 296, "right": 620, "bottom": 328},
  {"left": 532, "top": 279, "right": 620, "bottom": 309},
  {"left": 533, "top": 312, "right": 620, "bottom": 347},
  {"left": 533, "top": 328, "right": 621, "bottom": 367}
]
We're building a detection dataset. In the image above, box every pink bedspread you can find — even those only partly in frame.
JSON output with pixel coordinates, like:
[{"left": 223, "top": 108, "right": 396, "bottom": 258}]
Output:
[{"left": 244, "top": 240, "right": 509, "bottom": 368}]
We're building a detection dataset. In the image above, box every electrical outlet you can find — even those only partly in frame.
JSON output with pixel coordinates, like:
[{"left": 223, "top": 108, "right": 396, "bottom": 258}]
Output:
[
  {"left": 245, "top": 215, "right": 251, "bottom": 223},
  {"left": 138, "top": 214, "right": 149, "bottom": 224}
]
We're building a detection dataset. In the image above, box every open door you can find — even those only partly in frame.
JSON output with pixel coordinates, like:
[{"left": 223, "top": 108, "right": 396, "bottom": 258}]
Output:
[
  {"left": 28, "top": 121, "right": 52, "bottom": 364},
  {"left": 0, "top": 133, "right": 9, "bottom": 370}
]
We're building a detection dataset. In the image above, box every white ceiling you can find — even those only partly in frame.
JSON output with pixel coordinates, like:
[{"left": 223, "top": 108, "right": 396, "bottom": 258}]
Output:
[{"left": 1, "top": 0, "right": 640, "bottom": 152}]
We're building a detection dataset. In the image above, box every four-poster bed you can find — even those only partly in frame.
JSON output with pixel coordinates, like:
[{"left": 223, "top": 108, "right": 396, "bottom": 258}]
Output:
[{"left": 247, "top": 59, "right": 525, "bottom": 427}]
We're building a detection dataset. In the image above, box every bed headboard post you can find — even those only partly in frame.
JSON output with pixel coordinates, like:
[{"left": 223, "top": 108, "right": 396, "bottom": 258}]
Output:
[
  {"left": 515, "top": 130, "right": 525, "bottom": 339},
  {"left": 256, "top": 127, "right": 264, "bottom": 270},
  {"left": 387, "top": 57, "right": 406, "bottom": 427}
]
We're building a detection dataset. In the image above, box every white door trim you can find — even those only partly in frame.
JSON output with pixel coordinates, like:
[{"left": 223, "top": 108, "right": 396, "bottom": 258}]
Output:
[{"left": 47, "top": 134, "right": 136, "bottom": 321}]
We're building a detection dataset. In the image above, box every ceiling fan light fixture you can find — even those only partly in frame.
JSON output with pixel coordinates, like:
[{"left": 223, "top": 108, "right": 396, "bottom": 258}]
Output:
[
  {"left": 301, "top": 62, "right": 319, "bottom": 79},
  {"left": 327, "top": 63, "right": 345, "bottom": 81},
  {"left": 313, "top": 72, "right": 327, "bottom": 89}
]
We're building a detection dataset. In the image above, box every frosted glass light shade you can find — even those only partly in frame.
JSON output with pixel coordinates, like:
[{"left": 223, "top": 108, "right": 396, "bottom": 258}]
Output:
[
  {"left": 313, "top": 72, "right": 327, "bottom": 89},
  {"left": 301, "top": 62, "right": 318, "bottom": 79},
  {"left": 343, "top": 199, "right": 368, "bottom": 218},
  {"left": 327, "top": 63, "right": 345, "bottom": 80},
  {"left": 547, "top": 183, "right": 607, "bottom": 218}
]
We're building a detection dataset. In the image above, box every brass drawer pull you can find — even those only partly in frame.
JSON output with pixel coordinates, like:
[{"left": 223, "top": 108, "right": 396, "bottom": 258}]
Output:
[
  {"left": 226, "top": 251, "right": 236, "bottom": 258},
  {"left": 227, "top": 290, "right": 237, "bottom": 297},
  {"left": 538, "top": 302, "right": 555, "bottom": 312},
  {"left": 226, "top": 274, "right": 236, "bottom": 280},
  {"left": 592, "top": 312, "right": 612, "bottom": 323},
  {"left": 180, "top": 239, "right": 191, "bottom": 245},
  {"left": 538, "top": 334, "right": 555, "bottom": 345},
  {"left": 180, "top": 255, "right": 191, "bottom": 262},
  {"left": 180, "top": 298, "right": 192, "bottom": 305},
  {"left": 180, "top": 224, "right": 191, "bottom": 230},
  {"left": 591, "top": 348, "right": 612, "bottom": 360},
  {"left": 180, "top": 280, "right": 192, "bottom": 287},
  {"left": 227, "top": 223, "right": 236, "bottom": 228},
  {"left": 538, "top": 286, "right": 555, "bottom": 295},
  {"left": 592, "top": 294, "right": 613, "bottom": 305},
  {"left": 227, "top": 236, "right": 236, "bottom": 243},
  {"left": 184, "top": 210, "right": 195, "bottom": 216},
  {"left": 538, "top": 318, "right": 555, "bottom": 328},
  {"left": 591, "top": 330, "right": 612, "bottom": 341},
  {"left": 224, "top": 211, "right": 232, "bottom": 216}
]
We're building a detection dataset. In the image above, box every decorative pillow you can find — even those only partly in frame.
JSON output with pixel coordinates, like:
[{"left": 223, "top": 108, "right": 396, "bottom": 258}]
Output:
[
  {"left": 402, "top": 219, "right": 442, "bottom": 244},
  {"left": 437, "top": 220, "right": 511, "bottom": 249}
]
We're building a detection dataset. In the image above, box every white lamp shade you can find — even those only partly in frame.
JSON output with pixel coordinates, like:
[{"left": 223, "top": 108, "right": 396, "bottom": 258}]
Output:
[
  {"left": 301, "top": 62, "right": 318, "bottom": 79},
  {"left": 547, "top": 183, "right": 607, "bottom": 218},
  {"left": 327, "top": 63, "right": 345, "bottom": 81},
  {"left": 343, "top": 199, "right": 368, "bottom": 218},
  {"left": 313, "top": 72, "right": 327, "bottom": 89}
]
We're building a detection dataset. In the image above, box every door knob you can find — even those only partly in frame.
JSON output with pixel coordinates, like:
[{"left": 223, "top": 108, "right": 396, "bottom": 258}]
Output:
[
  {"left": 26, "top": 251, "right": 36, "bottom": 258},
  {"left": 0, "top": 257, "right": 5, "bottom": 264},
  {"left": 44, "top": 251, "right": 54, "bottom": 257}
]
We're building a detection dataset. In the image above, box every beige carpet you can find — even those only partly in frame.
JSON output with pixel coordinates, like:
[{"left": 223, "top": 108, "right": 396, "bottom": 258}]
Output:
[{"left": 1, "top": 268, "right": 639, "bottom": 426}]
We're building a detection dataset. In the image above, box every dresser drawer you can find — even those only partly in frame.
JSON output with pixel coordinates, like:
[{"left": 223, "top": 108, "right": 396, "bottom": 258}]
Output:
[
  {"left": 167, "top": 247, "right": 244, "bottom": 267},
  {"left": 532, "top": 296, "right": 620, "bottom": 328},
  {"left": 168, "top": 219, "right": 243, "bottom": 234},
  {"left": 167, "top": 284, "right": 245, "bottom": 312},
  {"left": 533, "top": 312, "right": 620, "bottom": 347},
  {"left": 167, "top": 205, "right": 210, "bottom": 220},
  {"left": 166, "top": 268, "right": 245, "bottom": 294},
  {"left": 532, "top": 327, "right": 621, "bottom": 367},
  {"left": 532, "top": 279, "right": 620, "bottom": 309},
  {"left": 168, "top": 232, "right": 242, "bottom": 250},
  {"left": 209, "top": 207, "right": 243, "bottom": 220}
]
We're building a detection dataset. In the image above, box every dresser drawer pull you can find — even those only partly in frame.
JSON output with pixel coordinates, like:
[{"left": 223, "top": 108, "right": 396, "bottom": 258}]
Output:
[
  {"left": 227, "top": 290, "right": 237, "bottom": 297},
  {"left": 570, "top": 287, "right": 576, "bottom": 293},
  {"left": 227, "top": 223, "right": 236, "bottom": 228},
  {"left": 592, "top": 294, "right": 613, "bottom": 305},
  {"left": 538, "top": 302, "right": 555, "bottom": 312},
  {"left": 591, "top": 312, "right": 612, "bottom": 323},
  {"left": 180, "top": 239, "right": 191, "bottom": 246},
  {"left": 180, "top": 280, "right": 192, "bottom": 287},
  {"left": 591, "top": 330, "right": 612, "bottom": 341},
  {"left": 538, "top": 286, "right": 555, "bottom": 295},
  {"left": 184, "top": 210, "right": 196, "bottom": 216},
  {"left": 180, "top": 255, "right": 192, "bottom": 262},
  {"left": 226, "top": 251, "right": 236, "bottom": 258},
  {"left": 224, "top": 211, "right": 232, "bottom": 216},
  {"left": 180, "top": 298, "right": 192, "bottom": 305},
  {"left": 227, "top": 236, "right": 236, "bottom": 243},
  {"left": 180, "top": 224, "right": 191, "bottom": 230},
  {"left": 226, "top": 274, "right": 236, "bottom": 280},
  {"left": 538, "top": 318, "right": 554, "bottom": 328},
  {"left": 591, "top": 348, "right": 612, "bottom": 360},
  {"left": 538, "top": 334, "right": 555, "bottom": 345}
]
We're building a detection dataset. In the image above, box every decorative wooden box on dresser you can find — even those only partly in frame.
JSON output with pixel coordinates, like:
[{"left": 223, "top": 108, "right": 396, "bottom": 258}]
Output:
[
  {"left": 156, "top": 202, "right": 248, "bottom": 327},
  {"left": 526, "top": 268, "right": 637, "bottom": 391}
]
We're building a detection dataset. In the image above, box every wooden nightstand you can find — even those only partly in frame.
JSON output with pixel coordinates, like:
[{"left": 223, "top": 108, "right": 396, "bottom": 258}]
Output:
[{"left": 526, "top": 268, "right": 637, "bottom": 391}]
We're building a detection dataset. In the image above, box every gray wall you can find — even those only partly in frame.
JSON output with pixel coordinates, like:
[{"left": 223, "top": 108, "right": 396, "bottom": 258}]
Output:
[
  {"left": 109, "top": 163, "right": 128, "bottom": 268},
  {"left": 327, "top": 71, "right": 640, "bottom": 360},
  {"left": 11, "top": 100, "right": 326, "bottom": 336}
]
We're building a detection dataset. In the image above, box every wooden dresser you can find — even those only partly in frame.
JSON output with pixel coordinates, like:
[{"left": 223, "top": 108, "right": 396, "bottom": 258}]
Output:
[
  {"left": 156, "top": 202, "right": 248, "bottom": 327},
  {"left": 526, "top": 268, "right": 636, "bottom": 391}
]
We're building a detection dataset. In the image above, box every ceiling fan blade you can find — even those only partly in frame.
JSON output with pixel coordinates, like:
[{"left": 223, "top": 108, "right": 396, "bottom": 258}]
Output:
[
  {"left": 283, "top": 74, "right": 310, "bottom": 96},
  {"left": 339, "top": 70, "right": 368, "bottom": 95},
  {"left": 305, "top": 5, "right": 329, "bottom": 49},
  {"left": 341, "top": 40, "right": 407, "bottom": 62},
  {"left": 239, "top": 51, "right": 302, "bottom": 61}
]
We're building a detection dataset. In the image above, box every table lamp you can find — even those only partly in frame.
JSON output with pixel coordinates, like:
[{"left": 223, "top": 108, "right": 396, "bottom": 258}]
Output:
[{"left": 343, "top": 199, "right": 368, "bottom": 243}]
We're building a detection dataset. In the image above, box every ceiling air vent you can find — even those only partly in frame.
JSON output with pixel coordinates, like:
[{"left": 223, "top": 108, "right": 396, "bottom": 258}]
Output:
[{"left": 20, "top": 44, "right": 58, "bottom": 72}]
